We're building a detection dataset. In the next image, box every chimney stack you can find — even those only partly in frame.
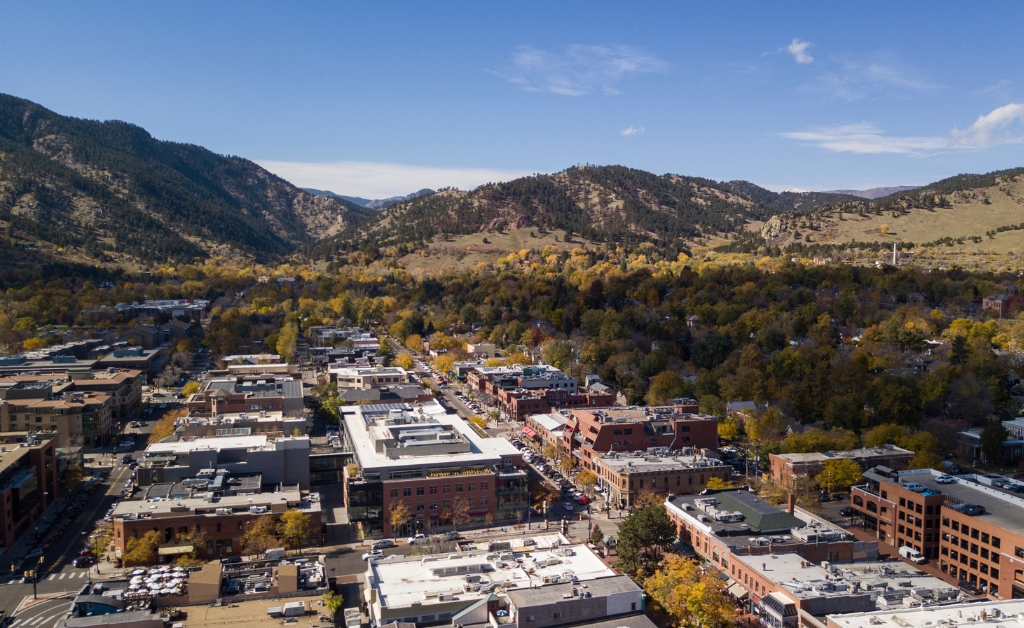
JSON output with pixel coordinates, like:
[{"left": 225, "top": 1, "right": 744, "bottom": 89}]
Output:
[{"left": 787, "top": 493, "right": 796, "bottom": 515}]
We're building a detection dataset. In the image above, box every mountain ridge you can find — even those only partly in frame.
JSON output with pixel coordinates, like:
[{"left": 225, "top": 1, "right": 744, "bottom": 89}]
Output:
[
  {"left": 303, "top": 187, "right": 435, "bottom": 210},
  {"left": 0, "top": 93, "right": 371, "bottom": 263},
  {"left": 826, "top": 186, "right": 920, "bottom": 200}
]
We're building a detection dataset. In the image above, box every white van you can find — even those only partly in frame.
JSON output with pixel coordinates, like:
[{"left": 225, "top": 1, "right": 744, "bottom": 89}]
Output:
[
  {"left": 902, "top": 482, "right": 927, "bottom": 493},
  {"left": 899, "top": 546, "right": 927, "bottom": 564}
]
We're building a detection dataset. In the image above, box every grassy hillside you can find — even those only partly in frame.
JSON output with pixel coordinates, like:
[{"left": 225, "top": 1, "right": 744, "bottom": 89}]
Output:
[
  {"left": 757, "top": 167, "right": 1024, "bottom": 268},
  {"left": 0, "top": 94, "right": 371, "bottom": 264}
]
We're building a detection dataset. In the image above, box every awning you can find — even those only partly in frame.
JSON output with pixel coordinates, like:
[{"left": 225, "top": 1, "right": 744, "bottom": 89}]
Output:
[
  {"left": 727, "top": 581, "right": 749, "bottom": 601},
  {"left": 522, "top": 427, "right": 537, "bottom": 438},
  {"left": 157, "top": 544, "right": 193, "bottom": 556}
]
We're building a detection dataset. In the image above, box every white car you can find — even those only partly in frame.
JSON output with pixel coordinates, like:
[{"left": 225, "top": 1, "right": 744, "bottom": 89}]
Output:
[
  {"left": 361, "top": 549, "right": 384, "bottom": 561},
  {"left": 407, "top": 533, "right": 428, "bottom": 545},
  {"left": 562, "top": 502, "right": 574, "bottom": 511},
  {"left": 935, "top": 475, "right": 956, "bottom": 484}
]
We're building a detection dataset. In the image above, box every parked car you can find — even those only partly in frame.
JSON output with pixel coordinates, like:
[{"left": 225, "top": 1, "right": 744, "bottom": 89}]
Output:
[
  {"left": 838, "top": 506, "right": 855, "bottom": 517},
  {"left": 371, "top": 539, "right": 395, "bottom": 550},
  {"left": 407, "top": 533, "right": 428, "bottom": 545},
  {"left": 562, "top": 502, "right": 574, "bottom": 511},
  {"left": 935, "top": 475, "right": 956, "bottom": 484},
  {"left": 578, "top": 495, "right": 590, "bottom": 505},
  {"left": 439, "top": 531, "right": 461, "bottom": 540},
  {"left": 902, "top": 482, "right": 928, "bottom": 493},
  {"left": 362, "top": 549, "right": 384, "bottom": 561},
  {"left": 122, "top": 454, "right": 134, "bottom": 464},
  {"left": 222, "top": 555, "right": 242, "bottom": 564}
]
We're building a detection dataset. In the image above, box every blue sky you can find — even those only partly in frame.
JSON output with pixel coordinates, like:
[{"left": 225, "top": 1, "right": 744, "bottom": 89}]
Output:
[{"left": 2, "top": 2, "right": 1024, "bottom": 197}]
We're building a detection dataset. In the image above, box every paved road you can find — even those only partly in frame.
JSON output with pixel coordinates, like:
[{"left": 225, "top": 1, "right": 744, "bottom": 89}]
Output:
[{"left": 2, "top": 596, "right": 74, "bottom": 628}]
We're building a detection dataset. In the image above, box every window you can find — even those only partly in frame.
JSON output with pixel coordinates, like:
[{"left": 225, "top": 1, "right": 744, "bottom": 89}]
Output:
[
  {"left": 943, "top": 517, "right": 950, "bottom": 528},
  {"left": 993, "top": 537, "right": 1001, "bottom": 548},
  {"left": 915, "top": 503, "right": 922, "bottom": 514},
  {"left": 443, "top": 485, "right": 451, "bottom": 494},
  {"left": 992, "top": 568, "right": 999, "bottom": 579},
  {"left": 468, "top": 498, "right": 476, "bottom": 507},
  {"left": 416, "top": 486, "right": 425, "bottom": 496},
  {"left": 899, "top": 525, "right": 905, "bottom": 534},
  {"left": 881, "top": 490, "right": 888, "bottom": 499},
  {"left": 455, "top": 484, "right": 463, "bottom": 493},
  {"left": 430, "top": 501, "right": 438, "bottom": 510},
  {"left": 553, "top": 613, "right": 562, "bottom": 619},
  {"left": 417, "top": 503, "right": 424, "bottom": 511},
  {"left": 443, "top": 500, "right": 451, "bottom": 510},
  {"left": 982, "top": 532, "right": 990, "bottom": 544},
  {"left": 480, "top": 497, "right": 488, "bottom": 506},
  {"left": 403, "top": 487, "right": 412, "bottom": 497},
  {"left": 390, "top": 488, "right": 399, "bottom": 498},
  {"left": 899, "top": 498, "right": 906, "bottom": 507},
  {"left": 971, "top": 544, "right": 979, "bottom": 555},
  {"left": 430, "top": 485, "right": 438, "bottom": 495},
  {"left": 216, "top": 522, "right": 222, "bottom": 532},
  {"left": 952, "top": 521, "right": 960, "bottom": 531},
  {"left": 468, "top": 483, "right": 476, "bottom": 491},
  {"left": 480, "top": 482, "right": 488, "bottom": 491},
  {"left": 853, "top": 495, "right": 864, "bottom": 506},
  {"left": 972, "top": 528, "right": 980, "bottom": 539},
  {"left": 899, "top": 512, "right": 906, "bottom": 521},
  {"left": 992, "top": 554, "right": 1000, "bottom": 564}
]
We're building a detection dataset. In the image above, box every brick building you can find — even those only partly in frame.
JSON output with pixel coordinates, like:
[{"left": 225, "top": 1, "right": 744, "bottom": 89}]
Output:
[
  {"left": 523, "top": 413, "right": 568, "bottom": 447},
  {"left": 849, "top": 466, "right": 1024, "bottom": 599},
  {"left": 768, "top": 445, "right": 915, "bottom": 489},
  {"left": 1, "top": 387, "right": 114, "bottom": 447},
  {"left": 342, "top": 400, "right": 527, "bottom": 537},
  {"left": 666, "top": 490, "right": 873, "bottom": 579},
  {"left": 500, "top": 387, "right": 615, "bottom": 421},
  {"left": 562, "top": 406, "right": 719, "bottom": 473},
  {"left": 597, "top": 451, "right": 732, "bottom": 507},
  {"left": 0, "top": 432, "right": 59, "bottom": 551},
  {"left": 111, "top": 488, "right": 320, "bottom": 561}
]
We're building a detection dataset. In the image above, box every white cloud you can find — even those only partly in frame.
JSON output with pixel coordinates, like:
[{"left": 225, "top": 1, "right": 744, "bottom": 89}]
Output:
[
  {"left": 500, "top": 44, "right": 667, "bottom": 96},
  {"left": 621, "top": 125, "right": 645, "bottom": 136},
  {"left": 783, "top": 104, "right": 1024, "bottom": 155},
  {"left": 255, "top": 160, "right": 536, "bottom": 199},
  {"left": 951, "top": 103, "right": 1024, "bottom": 147},
  {"left": 785, "top": 38, "right": 813, "bottom": 64}
]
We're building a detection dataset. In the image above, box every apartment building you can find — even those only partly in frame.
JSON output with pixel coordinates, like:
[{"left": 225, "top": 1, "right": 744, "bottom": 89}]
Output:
[
  {"left": 467, "top": 366, "right": 577, "bottom": 398},
  {"left": 562, "top": 407, "right": 719, "bottom": 473},
  {"left": 523, "top": 413, "right": 568, "bottom": 447},
  {"left": 1, "top": 385, "right": 114, "bottom": 447},
  {"left": 96, "top": 346, "right": 167, "bottom": 378},
  {"left": 111, "top": 487, "right": 320, "bottom": 560},
  {"left": 850, "top": 466, "right": 1024, "bottom": 599},
  {"left": 597, "top": 451, "right": 732, "bottom": 508},
  {"left": 0, "top": 432, "right": 59, "bottom": 551},
  {"left": 769, "top": 445, "right": 915, "bottom": 489},
  {"left": 174, "top": 411, "right": 306, "bottom": 439},
  {"left": 342, "top": 400, "right": 527, "bottom": 537},
  {"left": 65, "top": 368, "right": 144, "bottom": 424}
]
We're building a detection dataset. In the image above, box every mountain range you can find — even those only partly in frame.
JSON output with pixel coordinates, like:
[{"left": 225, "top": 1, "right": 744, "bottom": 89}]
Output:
[
  {"left": 0, "top": 93, "right": 370, "bottom": 263},
  {"left": 826, "top": 186, "right": 920, "bottom": 200},
  {"left": 303, "top": 188, "right": 435, "bottom": 210},
  {"left": 1, "top": 93, "right": 1019, "bottom": 267}
]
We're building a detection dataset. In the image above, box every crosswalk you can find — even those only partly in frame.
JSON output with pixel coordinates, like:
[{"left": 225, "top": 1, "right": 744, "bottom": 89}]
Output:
[
  {"left": 45, "top": 570, "right": 91, "bottom": 581},
  {"left": 9, "top": 613, "right": 61, "bottom": 627}
]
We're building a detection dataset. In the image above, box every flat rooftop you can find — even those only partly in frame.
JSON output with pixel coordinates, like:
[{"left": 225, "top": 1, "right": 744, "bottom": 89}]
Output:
[
  {"left": 369, "top": 540, "right": 613, "bottom": 610},
  {"left": 890, "top": 468, "right": 1024, "bottom": 536},
  {"left": 112, "top": 489, "right": 318, "bottom": 517},
  {"left": 600, "top": 452, "right": 729, "bottom": 473},
  {"left": 827, "top": 599, "right": 1024, "bottom": 628},
  {"left": 743, "top": 553, "right": 957, "bottom": 603},
  {"left": 775, "top": 446, "right": 914, "bottom": 464},
  {"left": 667, "top": 490, "right": 855, "bottom": 551},
  {"left": 342, "top": 401, "right": 518, "bottom": 472},
  {"left": 145, "top": 434, "right": 309, "bottom": 455},
  {"left": 162, "top": 595, "right": 328, "bottom": 628}
]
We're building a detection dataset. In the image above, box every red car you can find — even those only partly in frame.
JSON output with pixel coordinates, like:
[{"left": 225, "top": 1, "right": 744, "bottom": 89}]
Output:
[{"left": 578, "top": 496, "right": 590, "bottom": 505}]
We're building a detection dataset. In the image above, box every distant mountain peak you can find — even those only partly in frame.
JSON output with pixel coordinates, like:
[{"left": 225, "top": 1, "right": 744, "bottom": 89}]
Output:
[
  {"left": 303, "top": 188, "right": 435, "bottom": 210},
  {"left": 825, "top": 186, "right": 920, "bottom": 200}
]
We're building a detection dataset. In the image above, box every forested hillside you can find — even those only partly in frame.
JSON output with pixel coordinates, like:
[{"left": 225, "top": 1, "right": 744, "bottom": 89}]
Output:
[
  {"left": 304, "top": 166, "right": 860, "bottom": 259},
  {"left": 0, "top": 94, "right": 371, "bottom": 264}
]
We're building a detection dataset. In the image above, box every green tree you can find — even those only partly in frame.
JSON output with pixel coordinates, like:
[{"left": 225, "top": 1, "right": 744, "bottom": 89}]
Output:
[
  {"left": 980, "top": 419, "right": 1008, "bottom": 465},
  {"left": 616, "top": 505, "right": 677, "bottom": 577},
  {"left": 816, "top": 458, "right": 864, "bottom": 493},
  {"left": 541, "top": 339, "right": 574, "bottom": 370},
  {"left": 745, "top": 407, "right": 788, "bottom": 444},
  {"left": 648, "top": 371, "right": 687, "bottom": 405}
]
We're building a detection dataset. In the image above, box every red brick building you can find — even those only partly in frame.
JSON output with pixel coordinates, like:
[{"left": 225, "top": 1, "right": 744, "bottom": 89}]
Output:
[
  {"left": 499, "top": 387, "right": 615, "bottom": 421},
  {"left": 0, "top": 432, "right": 59, "bottom": 552},
  {"left": 562, "top": 406, "right": 719, "bottom": 473}
]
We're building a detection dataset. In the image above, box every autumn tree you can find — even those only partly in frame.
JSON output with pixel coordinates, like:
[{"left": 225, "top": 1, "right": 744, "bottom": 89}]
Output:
[
  {"left": 240, "top": 515, "right": 279, "bottom": 557},
  {"left": 633, "top": 491, "right": 663, "bottom": 510},
  {"left": 124, "top": 530, "right": 161, "bottom": 566},
  {"left": 180, "top": 381, "right": 200, "bottom": 397},
  {"left": 404, "top": 334, "right": 423, "bottom": 353},
  {"left": 576, "top": 471, "right": 597, "bottom": 496},
  {"left": 389, "top": 502, "right": 411, "bottom": 539},
  {"left": 745, "top": 407, "right": 788, "bottom": 444},
  {"left": 322, "top": 591, "right": 344, "bottom": 619},
  {"left": 645, "top": 555, "right": 735, "bottom": 628},
  {"left": 276, "top": 321, "right": 299, "bottom": 363},
  {"left": 648, "top": 371, "right": 690, "bottom": 405},
  {"left": 705, "top": 477, "right": 737, "bottom": 490},
  {"left": 616, "top": 505, "right": 677, "bottom": 577},
  {"left": 449, "top": 496, "right": 470, "bottom": 531},
  {"left": 816, "top": 458, "right": 864, "bottom": 493},
  {"left": 717, "top": 416, "right": 740, "bottom": 441},
  {"left": 278, "top": 508, "right": 315, "bottom": 551}
]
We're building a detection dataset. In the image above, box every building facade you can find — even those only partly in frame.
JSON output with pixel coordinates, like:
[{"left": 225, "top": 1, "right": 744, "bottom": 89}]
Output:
[
  {"left": 768, "top": 445, "right": 915, "bottom": 489},
  {"left": 0, "top": 433, "right": 59, "bottom": 551}
]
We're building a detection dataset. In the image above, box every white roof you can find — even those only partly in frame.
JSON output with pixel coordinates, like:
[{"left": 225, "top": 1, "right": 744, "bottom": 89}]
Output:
[
  {"left": 530, "top": 413, "right": 568, "bottom": 432},
  {"left": 369, "top": 539, "right": 613, "bottom": 610},
  {"left": 827, "top": 599, "right": 1024, "bottom": 628},
  {"left": 145, "top": 435, "right": 308, "bottom": 455}
]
